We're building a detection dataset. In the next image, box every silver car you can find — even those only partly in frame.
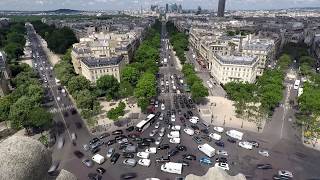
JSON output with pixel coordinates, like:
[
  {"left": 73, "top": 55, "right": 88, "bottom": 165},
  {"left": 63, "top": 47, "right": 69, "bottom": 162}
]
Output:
[
  {"left": 149, "top": 129, "right": 158, "bottom": 137},
  {"left": 123, "top": 158, "right": 137, "bottom": 167},
  {"left": 106, "top": 147, "right": 115, "bottom": 158},
  {"left": 159, "top": 127, "right": 165, "bottom": 137}
]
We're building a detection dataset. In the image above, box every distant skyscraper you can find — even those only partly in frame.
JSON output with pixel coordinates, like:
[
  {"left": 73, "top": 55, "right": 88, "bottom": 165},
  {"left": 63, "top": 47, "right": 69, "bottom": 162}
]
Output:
[
  {"left": 166, "top": 4, "right": 169, "bottom": 13},
  {"left": 217, "top": 0, "right": 226, "bottom": 17}
]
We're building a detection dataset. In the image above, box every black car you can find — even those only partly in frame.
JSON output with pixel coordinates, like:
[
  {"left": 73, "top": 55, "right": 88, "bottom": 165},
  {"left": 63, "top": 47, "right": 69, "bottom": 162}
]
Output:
[
  {"left": 272, "top": 175, "right": 291, "bottom": 180},
  {"left": 215, "top": 141, "right": 225, "bottom": 147},
  {"left": 201, "top": 128, "right": 209, "bottom": 134},
  {"left": 122, "top": 152, "right": 134, "bottom": 158},
  {"left": 156, "top": 157, "right": 170, "bottom": 163},
  {"left": 216, "top": 157, "right": 228, "bottom": 163},
  {"left": 168, "top": 149, "right": 179, "bottom": 157},
  {"left": 158, "top": 144, "right": 170, "bottom": 150},
  {"left": 227, "top": 138, "right": 236, "bottom": 143},
  {"left": 89, "top": 137, "right": 100, "bottom": 145},
  {"left": 183, "top": 154, "right": 196, "bottom": 161},
  {"left": 177, "top": 160, "right": 189, "bottom": 166},
  {"left": 112, "top": 130, "right": 123, "bottom": 135},
  {"left": 192, "top": 136, "right": 202, "bottom": 144},
  {"left": 106, "top": 139, "right": 116, "bottom": 146},
  {"left": 88, "top": 173, "right": 102, "bottom": 180},
  {"left": 128, "top": 133, "right": 140, "bottom": 140},
  {"left": 96, "top": 167, "right": 106, "bottom": 174},
  {"left": 143, "top": 138, "right": 155, "bottom": 143},
  {"left": 70, "top": 108, "right": 77, "bottom": 115},
  {"left": 187, "top": 111, "right": 193, "bottom": 116},
  {"left": 256, "top": 164, "right": 272, "bottom": 169},
  {"left": 99, "top": 133, "right": 110, "bottom": 139},
  {"left": 132, "top": 137, "right": 143, "bottom": 142},
  {"left": 73, "top": 150, "right": 84, "bottom": 158},
  {"left": 126, "top": 126, "right": 135, "bottom": 132},
  {"left": 201, "top": 135, "right": 212, "bottom": 142},
  {"left": 91, "top": 147, "right": 100, "bottom": 154},
  {"left": 115, "top": 135, "right": 127, "bottom": 141},
  {"left": 120, "top": 172, "right": 137, "bottom": 179},
  {"left": 138, "top": 142, "right": 150, "bottom": 148},
  {"left": 111, "top": 153, "right": 120, "bottom": 164},
  {"left": 176, "top": 145, "right": 187, "bottom": 151}
]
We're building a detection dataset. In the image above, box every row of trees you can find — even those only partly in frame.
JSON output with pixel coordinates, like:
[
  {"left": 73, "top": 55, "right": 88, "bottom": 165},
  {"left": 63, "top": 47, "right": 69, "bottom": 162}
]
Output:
[
  {"left": 224, "top": 54, "right": 290, "bottom": 129},
  {"left": 107, "top": 101, "right": 126, "bottom": 120},
  {"left": 166, "top": 21, "right": 209, "bottom": 102},
  {"left": 32, "top": 21, "right": 78, "bottom": 54}
]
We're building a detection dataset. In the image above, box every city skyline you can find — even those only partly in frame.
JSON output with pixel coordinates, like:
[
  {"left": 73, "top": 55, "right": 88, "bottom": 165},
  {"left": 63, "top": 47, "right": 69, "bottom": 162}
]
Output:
[{"left": 0, "top": 0, "right": 320, "bottom": 11}]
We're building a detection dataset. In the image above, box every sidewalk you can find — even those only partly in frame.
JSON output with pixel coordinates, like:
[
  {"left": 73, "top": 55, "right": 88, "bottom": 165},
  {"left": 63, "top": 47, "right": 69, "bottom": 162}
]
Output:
[{"left": 198, "top": 96, "right": 265, "bottom": 133}]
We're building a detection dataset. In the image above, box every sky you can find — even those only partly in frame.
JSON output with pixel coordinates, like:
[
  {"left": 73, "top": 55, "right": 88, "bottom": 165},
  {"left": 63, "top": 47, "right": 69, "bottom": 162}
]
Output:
[{"left": 0, "top": 0, "right": 319, "bottom": 11}]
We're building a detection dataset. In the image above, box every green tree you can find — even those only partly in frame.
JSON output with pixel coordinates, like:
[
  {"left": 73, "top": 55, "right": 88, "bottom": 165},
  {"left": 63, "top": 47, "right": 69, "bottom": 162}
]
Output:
[
  {"left": 0, "top": 95, "right": 14, "bottom": 122},
  {"left": 4, "top": 42, "right": 24, "bottom": 60},
  {"left": 191, "top": 81, "right": 209, "bottom": 102},
  {"left": 96, "top": 75, "right": 120, "bottom": 99},
  {"left": 107, "top": 101, "right": 126, "bottom": 120},
  {"left": 119, "top": 80, "right": 134, "bottom": 98},
  {"left": 278, "top": 54, "right": 291, "bottom": 71},
  {"left": 74, "top": 89, "right": 96, "bottom": 110},
  {"left": 8, "top": 96, "right": 34, "bottom": 130},
  {"left": 121, "top": 66, "right": 140, "bottom": 85},
  {"left": 134, "top": 72, "right": 156, "bottom": 100},
  {"left": 27, "top": 107, "right": 52, "bottom": 129},
  {"left": 67, "top": 75, "right": 91, "bottom": 94},
  {"left": 27, "top": 83, "right": 44, "bottom": 103}
]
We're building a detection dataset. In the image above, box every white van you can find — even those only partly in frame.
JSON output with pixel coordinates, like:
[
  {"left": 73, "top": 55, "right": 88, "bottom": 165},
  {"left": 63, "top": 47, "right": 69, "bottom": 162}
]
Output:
[
  {"left": 92, "top": 154, "right": 105, "bottom": 164},
  {"left": 209, "top": 133, "right": 221, "bottom": 141},
  {"left": 226, "top": 130, "right": 243, "bottom": 140},
  {"left": 167, "top": 131, "right": 180, "bottom": 138},
  {"left": 198, "top": 143, "right": 215, "bottom": 157},
  {"left": 161, "top": 162, "right": 183, "bottom": 175}
]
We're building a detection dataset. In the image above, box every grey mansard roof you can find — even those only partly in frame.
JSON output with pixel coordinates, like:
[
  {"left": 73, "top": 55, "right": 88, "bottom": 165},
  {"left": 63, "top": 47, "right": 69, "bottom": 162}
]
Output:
[{"left": 81, "top": 55, "right": 124, "bottom": 68}]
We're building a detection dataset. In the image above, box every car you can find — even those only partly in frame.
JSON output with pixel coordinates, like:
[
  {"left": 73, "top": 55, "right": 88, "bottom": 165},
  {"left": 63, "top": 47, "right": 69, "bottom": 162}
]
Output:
[
  {"left": 156, "top": 157, "right": 170, "bottom": 163},
  {"left": 192, "top": 136, "right": 202, "bottom": 144},
  {"left": 73, "top": 150, "right": 84, "bottom": 158},
  {"left": 123, "top": 158, "right": 137, "bottom": 167},
  {"left": 187, "top": 111, "right": 193, "bottom": 116},
  {"left": 48, "top": 161, "right": 60, "bottom": 176},
  {"left": 99, "top": 133, "right": 110, "bottom": 139},
  {"left": 158, "top": 144, "right": 170, "bottom": 150},
  {"left": 161, "top": 103, "right": 165, "bottom": 110},
  {"left": 116, "top": 136, "right": 128, "bottom": 143},
  {"left": 169, "top": 137, "right": 180, "bottom": 144},
  {"left": 91, "top": 147, "right": 100, "bottom": 154},
  {"left": 112, "top": 130, "right": 123, "bottom": 135},
  {"left": 209, "top": 133, "right": 221, "bottom": 141},
  {"left": 201, "top": 128, "right": 209, "bottom": 134},
  {"left": 189, "top": 117, "right": 198, "bottom": 124},
  {"left": 88, "top": 173, "right": 102, "bottom": 180},
  {"left": 168, "top": 149, "right": 179, "bottom": 157},
  {"left": 145, "top": 147, "right": 157, "bottom": 154},
  {"left": 227, "top": 138, "right": 236, "bottom": 143},
  {"left": 137, "top": 152, "right": 150, "bottom": 159},
  {"left": 111, "top": 153, "right": 120, "bottom": 164},
  {"left": 82, "top": 159, "right": 94, "bottom": 167},
  {"left": 138, "top": 142, "right": 150, "bottom": 148},
  {"left": 106, "top": 139, "right": 116, "bottom": 146},
  {"left": 213, "top": 126, "right": 224, "bottom": 133},
  {"left": 154, "top": 122, "right": 160, "bottom": 129},
  {"left": 258, "top": 150, "right": 270, "bottom": 157},
  {"left": 215, "top": 141, "right": 225, "bottom": 147},
  {"left": 183, "top": 128, "right": 194, "bottom": 136},
  {"left": 207, "top": 81, "right": 213, "bottom": 88},
  {"left": 257, "top": 164, "right": 273, "bottom": 169},
  {"left": 120, "top": 172, "right": 137, "bottom": 179},
  {"left": 126, "top": 126, "right": 135, "bottom": 132},
  {"left": 128, "top": 133, "right": 140, "bottom": 140},
  {"left": 239, "top": 141, "right": 253, "bottom": 150},
  {"left": 155, "top": 136, "right": 162, "bottom": 145},
  {"left": 176, "top": 145, "right": 187, "bottom": 151},
  {"left": 122, "top": 152, "right": 134, "bottom": 158},
  {"left": 215, "top": 162, "right": 229, "bottom": 171},
  {"left": 272, "top": 175, "right": 291, "bottom": 180},
  {"left": 106, "top": 147, "right": 115, "bottom": 158},
  {"left": 248, "top": 140, "right": 259, "bottom": 148},
  {"left": 278, "top": 170, "right": 293, "bottom": 178},
  {"left": 159, "top": 127, "right": 166, "bottom": 137},
  {"left": 96, "top": 167, "right": 106, "bottom": 174},
  {"left": 57, "top": 137, "right": 64, "bottom": 149},
  {"left": 183, "top": 154, "right": 196, "bottom": 160},
  {"left": 171, "top": 114, "right": 176, "bottom": 122},
  {"left": 179, "top": 117, "right": 186, "bottom": 124},
  {"left": 70, "top": 108, "right": 77, "bottom": 115},
  {"left": 138, "top": 158, "right": 151, "bottom": 167},
  {"left": 149, "top": 129, "right": 158, "bottom": 137},
  {"left": 216, "top": 150, "right": 228, "bottom": 156},
  {"left": 89, "top": 137, "right": 100, "bottom": 145},
  {"left": 171, "top": 125, "right": 181, "bottom": 131},
  {"left": 143, "top": 138, "right": 155, "bottom": 143},
  {"left": 200, "top": 135, "right": 212, "bottom": 142},
  {"left": 177, "top": 160, "right": 190, "bottom": 166},
  {"left": 216, "top": 157, "right": 228, "bottom": 163},
  {"left": 200, "top": 157, "right": 212, "bottom": 165}
]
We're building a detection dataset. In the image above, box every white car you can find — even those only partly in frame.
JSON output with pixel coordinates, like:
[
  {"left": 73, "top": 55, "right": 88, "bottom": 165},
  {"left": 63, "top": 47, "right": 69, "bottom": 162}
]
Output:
[
  {"left": 238, "top": 141, "right": 253, "bottom": 150},
  {"left": 137, "top": 152, "right": 150, "bottom": 159},
  {"left": 167, "top": 131, "right": 180, "bottom": 138},
  {"left": 216, "top": 150, "right": 228, "bottom": 156},
  {"left": 165, "top": 81, "right": 169, "bottom": 86},
  {"left": 159, "top": 114, "right": 163, "bottom": 121},
  {"left": 183, "top": 128, "right": 194, "bottom": 136},
  {"left": 189, "top": 118, "right": 198, "bottom": 124},
  {"left": 154, "top": 122, "right": 160, "bottom": 129},
  {"left": 57, "top": 137, "right": 64, "bottom": 149},
  {"left": 215, "top": 162, "right": 229, "bottom": 171},
  {"left": 213, "top": 126, "right": 224, "bottom": 133},
  {"left": 149, "top": 129, "right": 158, "bottom": 137},
  {"left": 169, "top": 138, "right": 180, "bottom": 144},
  {"left": 171, "top": 125, "right": 181, "bottom": 131},
  {"left": 209, "top": 133, "right": 221, "bottom": 141},
  {"left": 56, "top": 96, "right": 61, "bottom": 101},
  {"left": 159, "top": 127, "right": 165, "bottom": 137},
  {"left": 155, "top": 137, "right": 162, "bottom": 145},
  {"left": 171, "top": 114, "right": 176, "bottom": 122},
  {"left": 278, "top": 170, "right": 293, "bottom": 178},
  {"left": 161, "top": 104, "right": 165, "bottom": 111},
  {"left": 138, "top": 159, "right": 151, "bottom": 167},
  {"left": 206, "top": 81, "right": 213, "bottom": 88},
  {"left": 145, "top": 147, "right": 157, "bottom": 154},
  {"left": 258, "top": 150, "right": 270, "bottom": 157}
]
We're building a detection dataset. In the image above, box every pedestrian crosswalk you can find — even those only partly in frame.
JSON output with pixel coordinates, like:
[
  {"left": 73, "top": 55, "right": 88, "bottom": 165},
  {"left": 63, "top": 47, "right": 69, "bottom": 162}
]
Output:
[{"left": 49, "top": 105, "right": 74, "bottom": 113}]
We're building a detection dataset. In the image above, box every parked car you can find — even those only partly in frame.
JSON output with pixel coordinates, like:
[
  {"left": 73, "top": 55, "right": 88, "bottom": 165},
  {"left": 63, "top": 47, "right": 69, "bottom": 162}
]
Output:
[
  {"left": 216, "top": 150, "right": 228, "bottom": 156},
  {"left": 120, "top": 172, "right": 137, "bottom": 179},
  {"left": 112, "top": 130, "right": 123, "bottom": 135},
  {"left": 106, "top": 148, "right": 115, "bottom": 158},
  {"left": 106, "top": 139, "right": 116, "bottom": 146},
  {"left": 82, "top": 159, "right": 94, "bottom": 167},
  {"left": 216, "top": 157, "right": 228, "bottom": 163},
  {"left": 96, "top": 167, "right": 106, "bottom": 175},
  {"left": 176, "top": 145, "right": 187, "bottom": 151},
  {"left": 215, "top": 162, "right": 229, "bottom": 171},
  {"left": 138, "top": 159, "right": 151, "bottom": 167},
  {"left": 256, "top": 164, "right": 273, "bottom": 170},
  {"left": 88, "top": 173, "right": 102, "bottom": 180},
  {"left": 137, "top": 152, "right": 150, "bottom": 159},
  {"left": 154, "top": 122, "right": 160, "bottom": 129},
  {"left": 159, "top": 127, "right": 166, "bottom": 137},
  {"left": 239, "top": 141, "right": 253, "bottom": 150},
  {"left": 215, "top": 141, "right": 225, "bottom": 147},
  {"left": 200, "top": 157, "right": 212, "bottom": 165},
  {"left": 213, "top": 126, "right": 224, "bottom": 133},
  {"left": 122, "top": 152, "right": 134, "bottom": 158},
  {"left": 143, "top": 138, "right": 155, "bottom": 143},
  {"left": 73, "top": 151, "right": 84, "bottom": 158},
  {"left": 89, "top": 137, "right": 100, "bottom": 145},
  {"left": 192, "top": 136, "right": 202, "bottom": 144},
  {"left": 123, "top": 158, "right": 137, "bottom": 167},
  {"left": 149, "top": 129, "right": 158, "bottom": 137},
  {"left": 183, "top": 154, "right": 196, "bottom": 160},
  {"left": 171, "top": 125, "right": 181, "bottom": 131},
  {"left": 168, "top": 149, "right": 179, "bottom": 157},
  {"left": 158, "top": 144, "right": 170, "bottom": 150},
  {"left": 258, "top": 150, "right": 270, "bottom": 157},
  {"left": 248, "top": 140, "right": 259, "bottom": 148},
  {"left": 111, "top": 153, "right": 120, "bottom": 164},
  {"left": 227, "top": 138, "right": 236, "bottom": 143},
  {"left": 278, "top": 170, "right": 293, "bottom": 178},
  {"left": 155, "top": 137, "right": 162, "bottom": 145},
  {"left": 156, "top": 157, "right": 170, "bottom": 163},
  {"left": 126, "top": 126, "right": 135, "bottom": 132},
  {"left": 145, "top": 147, "right": 157, "bottom": 154},
  {"left": 177, "top": 160, "right": 190, "bottom": 166},
  {"left": 183, "top": 128, "right": 194, "bottom": 136},
  {"left": 209, "top": 133, "right": 221, "bottom": 141},
  {"left": 138, "top": 142, "right": 150, "bottom": 149},
  {"left": 99, "top": 133, "right": 110, "bottom": 139},
  {"left": 169, "top": 137, "right": 180, "bottom": 144}
]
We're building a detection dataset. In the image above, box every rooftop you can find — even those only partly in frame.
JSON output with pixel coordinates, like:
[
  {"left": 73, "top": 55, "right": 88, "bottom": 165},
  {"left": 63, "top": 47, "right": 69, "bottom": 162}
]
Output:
[
  {"left": 216, "top": 53, "right": 258, "bottom": 66},
  {"left": 81, "top": 55, "right": 124, "bottom": 68}
]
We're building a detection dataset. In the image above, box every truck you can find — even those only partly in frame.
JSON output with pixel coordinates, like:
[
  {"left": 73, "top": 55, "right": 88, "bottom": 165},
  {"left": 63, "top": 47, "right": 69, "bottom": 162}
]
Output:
[
  {"left": 92, "top": 154, "right": 105, "bottom": 164},
  {"left": 226, "top": 130, "right": 243, "bottom": 140},
  {"left": 161, "top": 162, "right": 183, "bottom": 175},
  {"left": 198, "top": 143, "right": 215, "bottom": 157}
]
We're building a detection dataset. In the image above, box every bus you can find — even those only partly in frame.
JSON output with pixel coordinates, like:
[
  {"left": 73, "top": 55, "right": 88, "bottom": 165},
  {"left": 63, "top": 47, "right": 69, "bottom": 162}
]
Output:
[
  {"left": 293, "top": 80, "right": 300, "bottom": 90},
  {"left": 135, "top": 114, "right": 156, "bottom": 132}
]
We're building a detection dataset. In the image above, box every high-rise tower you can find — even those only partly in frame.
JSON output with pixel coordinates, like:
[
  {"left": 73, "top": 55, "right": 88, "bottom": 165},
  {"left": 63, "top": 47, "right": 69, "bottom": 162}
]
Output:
[{"left": 217, "top": 0, "right": 226, "bottom": 17}]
